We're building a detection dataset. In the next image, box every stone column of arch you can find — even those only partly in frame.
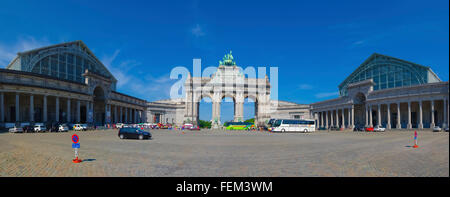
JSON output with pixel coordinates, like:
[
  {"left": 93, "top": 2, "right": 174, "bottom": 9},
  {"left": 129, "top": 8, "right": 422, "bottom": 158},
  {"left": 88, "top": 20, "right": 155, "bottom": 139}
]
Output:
[{"left": 234, "top": 93, "right": 244, "bottom": 122}]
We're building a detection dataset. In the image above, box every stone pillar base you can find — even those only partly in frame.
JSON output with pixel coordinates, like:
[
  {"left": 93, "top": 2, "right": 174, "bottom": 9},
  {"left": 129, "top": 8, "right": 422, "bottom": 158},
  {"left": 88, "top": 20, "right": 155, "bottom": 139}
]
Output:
[
  {"left": 407, "top": 124, "right": 412, "bottom": 129},
  {"left": 430, "top": 123, "right": 435, "bottom": 128},
  {"left": 386, "top": 124, "right": 391, "bottom": 130},
  {"left": 418, "top": 124, "right": 423, "bottom": 129},
  {"left": 396, "top": 124, "right": 402, "bottom": 129}
]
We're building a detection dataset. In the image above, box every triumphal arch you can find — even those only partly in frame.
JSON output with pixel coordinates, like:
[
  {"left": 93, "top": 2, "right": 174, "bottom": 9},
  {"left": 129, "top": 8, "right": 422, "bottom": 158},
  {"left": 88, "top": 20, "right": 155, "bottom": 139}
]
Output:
[{"left": 184, "top": 51, "right": 271, "bottom": 128}]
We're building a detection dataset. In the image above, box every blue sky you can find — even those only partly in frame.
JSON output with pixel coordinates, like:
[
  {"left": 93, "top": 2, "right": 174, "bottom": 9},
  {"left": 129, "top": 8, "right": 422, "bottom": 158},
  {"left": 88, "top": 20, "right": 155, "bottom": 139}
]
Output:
[{"left": 0, "top": 0, "right": 448, "bottom": 122}]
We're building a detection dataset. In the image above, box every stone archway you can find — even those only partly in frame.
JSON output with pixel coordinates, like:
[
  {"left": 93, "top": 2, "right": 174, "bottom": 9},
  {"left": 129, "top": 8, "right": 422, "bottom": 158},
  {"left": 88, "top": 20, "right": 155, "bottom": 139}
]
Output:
[
  {"left": 93, "top": 86, "right": 106, "bottom": 126},
  {"left": 353, "top": 92, "right": 366, "bottom": 127},
  {"left": 184, "top": 51, "right": 271, "bottom": 128}
]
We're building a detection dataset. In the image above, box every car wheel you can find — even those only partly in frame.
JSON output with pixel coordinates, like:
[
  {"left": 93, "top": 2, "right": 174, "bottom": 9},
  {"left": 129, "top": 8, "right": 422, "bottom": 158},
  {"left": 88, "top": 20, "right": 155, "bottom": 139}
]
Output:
[
  {"left": 304, "top": 129, "right": 308, "bottom": 133},
  {"left": 139, "top": 135, "right": 144, "bottom": 140},
  {"left": 281, "top": 129, "right": 285, "bottom": 133},
  {"left": 119, "top": 134, "right": 124, "bottom": 139}
]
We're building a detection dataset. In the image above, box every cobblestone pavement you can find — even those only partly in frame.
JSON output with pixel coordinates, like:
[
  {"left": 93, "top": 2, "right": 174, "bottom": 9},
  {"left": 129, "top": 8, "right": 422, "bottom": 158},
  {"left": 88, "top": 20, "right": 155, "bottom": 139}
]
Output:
[{"left": 0, "top": 129, "right": 448, "bottom": 177}]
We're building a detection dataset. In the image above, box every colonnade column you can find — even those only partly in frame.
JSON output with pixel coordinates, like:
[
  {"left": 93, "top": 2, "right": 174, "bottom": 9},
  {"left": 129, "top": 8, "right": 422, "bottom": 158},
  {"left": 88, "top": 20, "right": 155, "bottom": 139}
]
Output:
[
  {"left": 320, "top": 112, "right": 324, "bottom": 127},
  {"left": 430, "top": 100, "right": 435, "bottom": 128},
  {"left": 336, "top": 109, "right": 339, "bottom": 128},
  {"left": 418, "top": 100, "right": 423, "bottom": 129},
  {"left": 330, "top": 110, "right": 334, "bottom": 127},
  {"left": 396, "top": 102, "right": 401, "bottom": 129},
  {"left": 325, "top": 111, "right": 328, "bottom": 128},
  {"left": 365, "top": 105, "right": 369, "bottom": 127},
  {"left": 341, "top": 108, "right": 345, "bottom": 129},
  {"left": 369, "top": 105, "right": 373, "bottom": 127},
  {"left": 350, "top": 105, "right": 354, "bottom": 129},
  {"left": 407, "top": 101, "right": 412, "bottom": 129},
  {"left": 377, "top": 104, "right": 381, "bottom": 127},
  {"left": 15, "top": 93, "right": 19, "bottom": 122},
  {"left": 386, "top": 103, "right": 391, "bottom": 129}
]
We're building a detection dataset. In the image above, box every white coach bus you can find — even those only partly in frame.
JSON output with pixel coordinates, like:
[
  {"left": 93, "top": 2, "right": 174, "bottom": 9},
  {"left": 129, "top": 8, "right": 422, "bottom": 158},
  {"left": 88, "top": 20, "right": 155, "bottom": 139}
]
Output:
[{"left": 271, "top": 119, "right": 316, "bottom": 133}]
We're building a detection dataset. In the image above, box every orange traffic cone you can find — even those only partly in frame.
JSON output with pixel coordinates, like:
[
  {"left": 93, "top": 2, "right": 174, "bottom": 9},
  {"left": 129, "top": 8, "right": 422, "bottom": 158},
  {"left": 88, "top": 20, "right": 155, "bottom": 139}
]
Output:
[
  {"left": 413, "top": 130, "right": 419, "bottom": 148},
  {"left": 72, "top": 156, "right": 82, "bottom": 163}
]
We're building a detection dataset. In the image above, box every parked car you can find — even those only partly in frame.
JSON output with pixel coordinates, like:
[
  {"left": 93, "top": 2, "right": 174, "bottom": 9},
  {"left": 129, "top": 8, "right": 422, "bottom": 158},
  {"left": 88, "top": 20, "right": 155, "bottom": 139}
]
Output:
[
  {"left": 318, "top": 127, "right": 327, "bottom": 130},
  {"left": 188, "top": 125, "right": 201, "bottom": 130},
  {"left": 365, "top": 127, "right": 374, "bottom": 132},
  {"left": 182, "top": 123, "right": 194, "bottom": 130},
  {"left": 34, "top": 125, "right": 47, "bottom": 132},
  {"left": 353, "top": 126, "right": 365, "bottom": 131},
  {"left": 116, "top": 123, "right": 124, "bottom": 129},
  {"left": 22, "top": 125, "right": 34, "bottom": 133},
  {"left": 373, "top": 126, "right": 386, "bottom": 132},
  {"left": 80, "top": 124, "right": 88, "bottom": 131},
  {"left": 9, "top": 126, "right": 23, "bottom": 133},
  {"left": 118, "top": 127, "right": 152, "bottom": 140},
  {"left": 58, "top": 124, "right": 69, "bottom": 132},
  {"left": 432, "top": 126, "right": 442, "bottom": 132},
  {"left": 444, "top": 127, "right": 449, "bottom": 132},
  {"left": 329, "top": 126, "right": 339, "bottom": 131},
  {"left": 73, "top": 124, "right": 86, "bottom": 131}
]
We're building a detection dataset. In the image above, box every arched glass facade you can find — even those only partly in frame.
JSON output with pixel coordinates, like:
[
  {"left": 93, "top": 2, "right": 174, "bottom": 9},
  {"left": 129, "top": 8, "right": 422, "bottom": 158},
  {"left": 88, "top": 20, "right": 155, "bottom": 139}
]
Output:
[
  {"left": 30, "top": 52, "right": 111, "bottom": 83},
  {"left": 6, "top": 41, "right": 116, "bottom": 89},
  {"left": 339, "top": 54, "right": 440, "bottom": 96}
]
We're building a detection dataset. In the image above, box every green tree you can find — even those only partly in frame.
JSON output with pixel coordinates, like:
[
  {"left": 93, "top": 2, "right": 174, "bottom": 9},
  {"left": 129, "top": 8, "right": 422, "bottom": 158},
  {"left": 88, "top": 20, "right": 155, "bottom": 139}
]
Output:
[
  {"left": 244, "top": 118, "right": 254, "bottom": 123},
  {"left": 198, "top": 120, "right": 211, "bottom": 128}
]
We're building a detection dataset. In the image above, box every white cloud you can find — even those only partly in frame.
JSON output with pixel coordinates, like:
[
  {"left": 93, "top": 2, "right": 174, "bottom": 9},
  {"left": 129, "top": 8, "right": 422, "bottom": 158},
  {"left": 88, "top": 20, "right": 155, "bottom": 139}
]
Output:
[
  {"left": 0, "top": 36, "right": 51, "bottom": 67},
  {"left": 191, "top": 24, "right": 205, "bottom": 37},
  {"left": 315, "top": 91, "right": 339, "bottom": 99},
  {"left": 101, "top": 50, "right": 177, "bottom": 101},
  {"left": 352, "top": 40, "right": 365, "bottom": 46},
  {"left": 297, "top": 84, "right": 313, "bottom": 90}
]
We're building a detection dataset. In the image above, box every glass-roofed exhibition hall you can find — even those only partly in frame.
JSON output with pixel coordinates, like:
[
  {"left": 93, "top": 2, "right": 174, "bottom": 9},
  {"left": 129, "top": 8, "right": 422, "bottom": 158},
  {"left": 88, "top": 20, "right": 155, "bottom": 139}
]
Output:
[
  {"left": 0, "top": 41, "right": 147, "bottom": 128},
  {"left": 6, "top": 41, "right": 117, "bottom": 90},
  {"left": 338, "top": 53, "right": 441, "bottom": 96},
  {"left": 311, "top": 53, "right": 448, "bottom": 131}
]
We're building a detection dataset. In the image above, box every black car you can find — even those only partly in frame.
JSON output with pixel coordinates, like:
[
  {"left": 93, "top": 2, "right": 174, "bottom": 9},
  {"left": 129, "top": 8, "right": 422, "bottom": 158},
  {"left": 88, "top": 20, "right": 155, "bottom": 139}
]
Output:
[
  {"left": 118, "top": 127, "right": 152, "bottom": 140},
  {"left": 329, "top": 126, "right": 339, "bottom": 131},
  {"left": 22, "top": 125, "right": 34, "bottom": 133},
  {"left": 353, "top": 126, "right": 365, "bottom": 131}
]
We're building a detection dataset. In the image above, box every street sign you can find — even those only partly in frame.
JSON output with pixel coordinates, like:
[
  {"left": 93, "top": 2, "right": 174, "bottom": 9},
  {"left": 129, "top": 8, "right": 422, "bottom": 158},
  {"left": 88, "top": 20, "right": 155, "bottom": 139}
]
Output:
[
  {"left": 72, "top": 134, "right": 79, "bottom": 143},
  {"left": 72, "top": 143, "right": 80, "bottom": 149}
]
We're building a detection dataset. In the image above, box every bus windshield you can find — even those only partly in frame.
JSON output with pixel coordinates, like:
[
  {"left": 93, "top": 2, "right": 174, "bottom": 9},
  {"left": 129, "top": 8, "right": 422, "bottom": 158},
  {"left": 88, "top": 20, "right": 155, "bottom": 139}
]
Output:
[{"left": 273, "top": 120, "right": 282, "bottom": 127}]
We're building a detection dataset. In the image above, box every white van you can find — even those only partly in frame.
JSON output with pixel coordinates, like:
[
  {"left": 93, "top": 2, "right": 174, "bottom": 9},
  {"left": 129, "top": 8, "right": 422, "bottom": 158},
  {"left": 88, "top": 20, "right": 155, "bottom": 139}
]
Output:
[{"left": 34, "top": 124, "right": 47, "bottom": 132}]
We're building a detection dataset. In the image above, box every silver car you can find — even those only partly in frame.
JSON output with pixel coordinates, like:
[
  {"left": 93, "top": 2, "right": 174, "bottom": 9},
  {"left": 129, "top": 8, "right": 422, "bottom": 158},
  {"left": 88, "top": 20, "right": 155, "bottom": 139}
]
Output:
[
  {"left": 433, "top": 126, "right": 442, "bottom": 132},
  {"left": 9, "top": 126, "right": 23, "bottom": 133}
]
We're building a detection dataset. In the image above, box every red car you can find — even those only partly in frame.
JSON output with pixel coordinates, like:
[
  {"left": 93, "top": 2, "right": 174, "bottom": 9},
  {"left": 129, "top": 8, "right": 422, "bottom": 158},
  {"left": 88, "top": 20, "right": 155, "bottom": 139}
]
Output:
[{"left": 365, "top": 127, "right": 374, "bottom": 132}]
